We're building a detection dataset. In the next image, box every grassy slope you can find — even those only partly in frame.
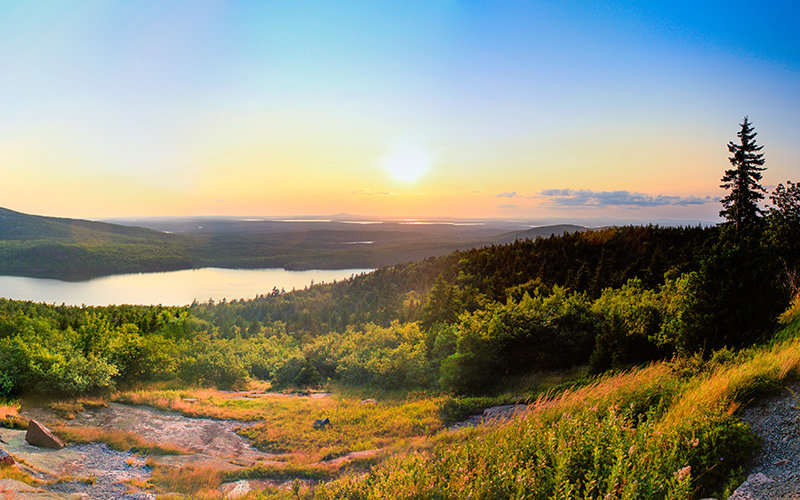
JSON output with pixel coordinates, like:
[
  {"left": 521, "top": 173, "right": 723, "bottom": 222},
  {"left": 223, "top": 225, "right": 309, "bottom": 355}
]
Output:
[{"left": 314, "top": 306, "right": 800, "bottom": 500}]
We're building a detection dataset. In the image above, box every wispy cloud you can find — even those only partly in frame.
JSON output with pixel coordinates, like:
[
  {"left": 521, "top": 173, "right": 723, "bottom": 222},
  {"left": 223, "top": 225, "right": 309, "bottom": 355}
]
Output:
[
  {"left": 538, "top": 189, "right": 714, "bottom": 209},
  {"left": 496, "top": 191, "right": 519, "bottom": 198},
  {"left": 351, "top": 189, "right": 397, "bottom": 196}
]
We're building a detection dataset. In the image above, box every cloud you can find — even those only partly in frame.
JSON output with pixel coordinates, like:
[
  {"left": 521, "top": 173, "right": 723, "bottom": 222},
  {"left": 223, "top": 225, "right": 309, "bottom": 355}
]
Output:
[
  {"left": 351, "top": 189, "right": 397, "bottom": 196},
  {"left": 538, "top": 189, "right": 714, "bottom": 209},
  {"left": 496, "top": 191, "right": 519, "bottom": 198}
]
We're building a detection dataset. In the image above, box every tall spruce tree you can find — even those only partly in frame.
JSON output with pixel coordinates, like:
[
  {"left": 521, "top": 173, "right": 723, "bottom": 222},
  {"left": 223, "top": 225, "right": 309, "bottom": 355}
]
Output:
[
  {"left": 672, "top": 118, "right": 788, "bottom": 353},
  {"left": 720, "top": 117, "right": 766, "bottom": 231}
]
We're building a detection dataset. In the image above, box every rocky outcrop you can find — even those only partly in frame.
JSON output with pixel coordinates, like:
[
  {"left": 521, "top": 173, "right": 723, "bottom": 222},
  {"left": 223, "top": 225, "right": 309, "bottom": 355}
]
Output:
[
  {"left": 25, "top": 419, "right": 64, "bottom": 449},
  {"left": 0, "top": 448, "right": 14, "bottom": 466}
]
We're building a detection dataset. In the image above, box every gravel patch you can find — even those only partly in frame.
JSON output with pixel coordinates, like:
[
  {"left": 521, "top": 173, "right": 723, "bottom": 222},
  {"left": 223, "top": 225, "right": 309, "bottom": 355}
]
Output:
[
  {"left": 22, "top": 403, "right": 274, "bottom": 463},
  {"left": 729, "top": 383, "right": 800, "bottom": 499},
  {"left": 48, "top": 442, "right": 153, "bottom": 500}
]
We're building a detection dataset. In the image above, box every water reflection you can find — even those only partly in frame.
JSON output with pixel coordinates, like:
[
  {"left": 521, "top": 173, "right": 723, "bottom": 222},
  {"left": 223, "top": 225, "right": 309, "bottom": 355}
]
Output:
[{"left": 0, "top": 268, "right": 372, "bottom": 306}]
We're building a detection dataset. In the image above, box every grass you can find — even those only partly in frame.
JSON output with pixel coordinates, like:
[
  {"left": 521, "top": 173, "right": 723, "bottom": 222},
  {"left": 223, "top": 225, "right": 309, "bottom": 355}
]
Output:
[
  {"left": 0, "top": 399, "right": 25, "bottom": 430},
  {"left": 314, "top": 310, "right": 800, "bottom": 500},
  {"left": 313, "top": 368, "right": 711, "bottom": 499},
  {"left": 48, "top": 397, "right": 108, "bottom": 420},
  {"left": 0, "top": 400, "right": 19, "bottom": 419},
  {"left": 116, "top": 388, "right": 446, "bottom": 463},
  {"left": 52, "top": 426, "right": 190, "bottom": 455},
  {"left": 148, "top": 464, "right": 224, "bottom": 497},
  {"left": 0, "top": 464, "right": 41, "bottom": 487}
]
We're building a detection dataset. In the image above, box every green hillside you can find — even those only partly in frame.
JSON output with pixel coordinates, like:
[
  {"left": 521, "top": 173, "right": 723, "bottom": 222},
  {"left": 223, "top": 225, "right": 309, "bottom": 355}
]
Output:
[{"left": 0, "top": 207, "right": 194, "bottom": 279}]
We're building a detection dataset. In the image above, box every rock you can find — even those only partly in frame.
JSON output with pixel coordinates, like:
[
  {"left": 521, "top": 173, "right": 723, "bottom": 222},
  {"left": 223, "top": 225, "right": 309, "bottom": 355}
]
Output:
[
  {"left": 313, "top": 417, "right": 330, "bottom": 429},
  {"left": 25, "top": 419, "right": 65, "bottom": 449},
  {"left": 0, "top": 448, "right": 14, "bottom": 466},
  {"left": 483, "top": 404, "right": 525, "bottom": 421},
  {"left": 221, "top": 480, "right": 252, "bottom": 499},
  {"left": 729, "top": 473, "right": 775, "bottom": 500}
]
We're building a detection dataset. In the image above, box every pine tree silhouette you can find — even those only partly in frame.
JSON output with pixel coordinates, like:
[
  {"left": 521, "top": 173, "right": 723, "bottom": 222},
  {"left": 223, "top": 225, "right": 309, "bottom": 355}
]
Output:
[{"left": 720, "top": 116, "right": 766, "bottom": 231}]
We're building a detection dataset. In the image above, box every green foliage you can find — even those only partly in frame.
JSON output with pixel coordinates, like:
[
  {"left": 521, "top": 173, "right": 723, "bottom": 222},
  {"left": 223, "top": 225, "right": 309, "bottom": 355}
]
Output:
[
  {"left": 672, "top": 229, "right": 787, "bottom": 352},
  {"left": 441, "top": 287, "right": 596, "bottom": 394},
  {"left": 767, "top": 180, "right": 800, "bottom": 295},
  {"left": 177, "top": 337, "right": 250, "bottom": 389},
  {"left": 271, "top": 322, "right": 432, "bottom": 390},
  {"left": 0, "top": 315, "right": 118, "bottom": 397},
  {"left": 590, "top": 279, "right": 669, "bottom": 372}
]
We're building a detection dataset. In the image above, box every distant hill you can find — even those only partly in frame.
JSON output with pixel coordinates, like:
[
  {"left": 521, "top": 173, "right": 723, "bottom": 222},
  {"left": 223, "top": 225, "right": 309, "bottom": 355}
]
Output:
[
  {"left": 490, "top": 224, "right": 588, "bottom": 245},
  {"left": 0, "top": 207, "right": 194, "bottom": 280},
  {"left": 0, "top": 208, "right": 507, "bottom": 280},
  {"left": 0, "top": 207, "right": 175, "bottom": 241}
]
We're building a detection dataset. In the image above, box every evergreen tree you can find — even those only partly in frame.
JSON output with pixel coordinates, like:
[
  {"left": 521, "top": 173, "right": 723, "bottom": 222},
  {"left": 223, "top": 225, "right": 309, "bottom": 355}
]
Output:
[
  {"left": 676, "top": 118, "right": 789, "bottom": 353},
  {"left": 720, "top": 117, "right": 766, "bottom": 231}
]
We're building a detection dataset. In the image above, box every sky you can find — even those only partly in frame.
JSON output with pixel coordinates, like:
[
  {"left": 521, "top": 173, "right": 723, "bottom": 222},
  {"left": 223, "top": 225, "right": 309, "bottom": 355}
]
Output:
[{"left": 1, "top": 1, "right": 798, "bottom": 223}]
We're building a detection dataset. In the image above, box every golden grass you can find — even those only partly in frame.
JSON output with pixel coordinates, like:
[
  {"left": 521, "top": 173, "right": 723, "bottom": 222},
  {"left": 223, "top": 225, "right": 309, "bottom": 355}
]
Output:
[
  {"left": 0, "top": 402, "right": 18, "bottom": 419},
  {"left": 0, "top": 400, "right": 23, "bottom": 430},
  {"left": 662, "top": 336, "right": 800, "bottom": 429},
  {"left": 76, "top": 397, "right": 109, "bottom": 410},
  {"left": 46, "top": 398, "right": 109, "bottom": 420},
  {"left": 0, "top": 464, "right": 41, "bottom": 486},
  {"left": 52, "top": 426, "right": 190, "bottom": 455},
  {"left": 149, "top": 464, "right": 223, "bottom": 496},
  {"left": 525, "top": 362, "right": 677, "bottom": 419},
  {"left": 116, "top": 388, "right": 446, "bottom": 463}
]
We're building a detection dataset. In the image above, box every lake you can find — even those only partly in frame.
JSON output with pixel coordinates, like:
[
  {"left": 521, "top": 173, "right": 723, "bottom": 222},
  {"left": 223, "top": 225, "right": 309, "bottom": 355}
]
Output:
[{"left": 0, "top": 267, "right": 373, "bottom": 306}]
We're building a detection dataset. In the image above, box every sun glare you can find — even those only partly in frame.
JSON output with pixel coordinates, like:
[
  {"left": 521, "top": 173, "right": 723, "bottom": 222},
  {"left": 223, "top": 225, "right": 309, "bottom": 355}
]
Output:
[{"left": 380, "top": 145, "right": 432, "bottom": 182}]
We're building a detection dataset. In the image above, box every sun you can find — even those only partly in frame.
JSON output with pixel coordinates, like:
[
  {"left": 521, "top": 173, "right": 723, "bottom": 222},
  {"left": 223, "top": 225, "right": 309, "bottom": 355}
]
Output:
[{"left": 380, "top": 144, "right": 432, "bottom": 182}]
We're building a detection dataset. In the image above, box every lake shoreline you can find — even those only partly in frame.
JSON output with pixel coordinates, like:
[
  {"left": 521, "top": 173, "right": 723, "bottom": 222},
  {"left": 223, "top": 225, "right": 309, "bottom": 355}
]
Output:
[{"left": 0, "top": 267, "right": 373, "bottom": 307}]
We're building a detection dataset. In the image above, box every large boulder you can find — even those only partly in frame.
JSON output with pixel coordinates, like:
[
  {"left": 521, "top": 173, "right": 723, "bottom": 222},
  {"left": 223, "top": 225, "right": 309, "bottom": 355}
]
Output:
[
  {"left": 0, "top": 448, "right": 13, "bottom": 466},
  {"left": 25, "top": 420, "right": 64, "bottom": 449}
]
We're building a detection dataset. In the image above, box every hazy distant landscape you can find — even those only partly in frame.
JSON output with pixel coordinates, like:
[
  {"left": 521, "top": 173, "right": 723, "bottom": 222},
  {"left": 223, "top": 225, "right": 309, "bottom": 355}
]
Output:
[{"left": 0, "top": 206, "right": 588, "bottom": 281}]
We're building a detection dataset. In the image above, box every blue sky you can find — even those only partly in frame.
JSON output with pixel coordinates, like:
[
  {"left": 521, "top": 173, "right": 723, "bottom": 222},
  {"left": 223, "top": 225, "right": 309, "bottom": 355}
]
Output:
[{"left": 1, "top": 1, "right": 798, "bottom": 222}]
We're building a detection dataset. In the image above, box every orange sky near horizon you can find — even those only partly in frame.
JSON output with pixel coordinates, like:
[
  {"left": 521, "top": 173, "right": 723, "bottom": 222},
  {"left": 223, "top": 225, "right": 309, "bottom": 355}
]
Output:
[{"left": 2, "top": 1, "right": 798, "bottom": 224}]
